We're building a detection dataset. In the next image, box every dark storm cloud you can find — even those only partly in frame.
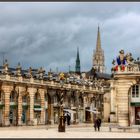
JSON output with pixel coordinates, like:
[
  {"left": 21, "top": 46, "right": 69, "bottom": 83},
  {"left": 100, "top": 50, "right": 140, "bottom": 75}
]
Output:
[{"left": 0, "top": 2, "right": 140, "bottom": 73}]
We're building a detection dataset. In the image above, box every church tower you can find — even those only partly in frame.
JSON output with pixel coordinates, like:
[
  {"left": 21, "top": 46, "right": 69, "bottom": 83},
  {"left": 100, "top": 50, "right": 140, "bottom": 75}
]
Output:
[
  {"left": 93, "top": 26, "right": 105, "bottom": 73},
  {"left": 75, "top": 47, "right": 81, "bottom": 74}
]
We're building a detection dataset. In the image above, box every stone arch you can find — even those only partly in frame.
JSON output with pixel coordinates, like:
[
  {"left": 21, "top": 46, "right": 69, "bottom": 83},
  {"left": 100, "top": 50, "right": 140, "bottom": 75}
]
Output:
[
  {"left": 34, "top": 91, "right": 41, "bottom": 106},
  {"left": 34, "top": 90, "right": 42, "bottom": 125},
  {"left": 10, "top": 90, "right": 18, "bottom": 103},
  {"left": 22, "top": 91, "right": 30, "bottom": 125},
  {"left": 127, "top": 80, "right": 140, "bottom": 126},
  {"left": 112, "top": 78, "right": 136, "bottom": 126},
  {"left": 22, "top": 92, "right": 30, "bottom": 104},
  {"left": 9, "top": 90, "right": 18, "bottom": 126}
]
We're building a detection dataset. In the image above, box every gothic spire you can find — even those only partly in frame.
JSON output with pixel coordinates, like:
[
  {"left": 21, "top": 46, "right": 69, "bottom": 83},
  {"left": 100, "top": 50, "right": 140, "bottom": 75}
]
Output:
[
  {"left": 75, "top": 47, "right": 81, "bottom": 74},
  {"left": 77, "top": 47, "right": 80, "bottom": 61},
  {"left": 96, "top": 26, "right": 101, "bottom": 51},
  {"left": 93, "top": 26, "right": 105, "bottom": 73}
]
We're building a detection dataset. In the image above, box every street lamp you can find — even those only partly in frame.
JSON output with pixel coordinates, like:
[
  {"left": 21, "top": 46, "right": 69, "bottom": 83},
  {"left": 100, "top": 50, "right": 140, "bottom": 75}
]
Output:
[{"left": 58, "top": 72, "right": 65, "bottom": 132}]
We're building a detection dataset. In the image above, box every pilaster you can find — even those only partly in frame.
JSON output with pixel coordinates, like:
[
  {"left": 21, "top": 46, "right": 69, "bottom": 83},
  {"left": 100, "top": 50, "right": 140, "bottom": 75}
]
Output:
[{"left": 2, "top": 84, "right": 13, "bottom": 126}]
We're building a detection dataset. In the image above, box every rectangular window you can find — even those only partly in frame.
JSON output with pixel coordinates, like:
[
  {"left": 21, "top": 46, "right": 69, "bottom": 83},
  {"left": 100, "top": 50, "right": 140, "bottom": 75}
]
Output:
[
  {"left": 131, "top": 85, "right": 139, "bottom": 98},
  {"left": 136, "top": 85, "right": 139, "bottom": 97},
  {"left": 132, "top": 86, "right": 135, "bottom": 97}
]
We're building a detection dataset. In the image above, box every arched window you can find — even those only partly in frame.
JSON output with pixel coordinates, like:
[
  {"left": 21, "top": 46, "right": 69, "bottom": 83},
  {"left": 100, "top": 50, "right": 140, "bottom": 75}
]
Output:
[
  {"left": 23, "top": 95, "right": 27, "bottom": 102},
  {"left": 10, "top": 91, "right": 18, "bottom": 102},
  {"left": 22, "top": 94, "right": 29, "bottom": 103},
  {"left": 34, "top": 92, "right": 41, "bottom": 105}
]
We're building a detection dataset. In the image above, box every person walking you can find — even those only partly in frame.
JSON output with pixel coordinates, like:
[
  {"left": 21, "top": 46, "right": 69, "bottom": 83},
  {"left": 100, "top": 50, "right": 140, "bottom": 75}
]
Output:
[
  {"left": 96, "top": 117, "right": 102, "bottom": 131},
  {"left": 94, "top": 117, "right": 97, "bottom": 131},
  {"left": 67, "top": 113, "right": 71, "bottom": 125}
]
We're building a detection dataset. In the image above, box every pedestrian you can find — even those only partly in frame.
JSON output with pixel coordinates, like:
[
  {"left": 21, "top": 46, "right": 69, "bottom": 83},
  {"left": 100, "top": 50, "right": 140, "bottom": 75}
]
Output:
[
  {"left": 108, "top": 116, "right": 110, "bottom": 123},
  {"left": 94, "top": 117, "right": 97, "bottom": 131},
  {"left": 96, "top": 117, "right": 102, "bottom": 131},
  {"left": 67, "top": 113, "right": 71, "bottom": 125}
]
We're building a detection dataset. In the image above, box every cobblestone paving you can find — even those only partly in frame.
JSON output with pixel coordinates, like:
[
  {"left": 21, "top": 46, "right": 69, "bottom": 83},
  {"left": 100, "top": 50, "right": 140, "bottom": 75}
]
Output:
[{"left": 0, "top": 124, "right": 140, "bottom": 138}]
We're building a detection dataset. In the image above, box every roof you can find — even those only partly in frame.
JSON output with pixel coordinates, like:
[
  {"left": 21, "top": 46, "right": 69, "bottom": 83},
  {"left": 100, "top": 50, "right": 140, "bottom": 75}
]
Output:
[{"left": 86, "top": 67, "right": 111, "bottom": 80}]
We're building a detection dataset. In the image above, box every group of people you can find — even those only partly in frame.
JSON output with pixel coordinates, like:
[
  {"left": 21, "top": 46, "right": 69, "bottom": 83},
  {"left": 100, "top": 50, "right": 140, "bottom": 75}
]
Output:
[{"left": 63, "top": 111, "right": 102, "bottom": 131}]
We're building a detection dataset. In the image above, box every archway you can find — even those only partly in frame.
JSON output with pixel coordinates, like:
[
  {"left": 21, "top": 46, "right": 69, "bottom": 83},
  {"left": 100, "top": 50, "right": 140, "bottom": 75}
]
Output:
[
  {"left": 34, "top": 91, "right": 41, "bottom": 125},
  {"left": 9, "top": 90, "right": 18, "bottom": 126},
  {"left": 129, "top": 84, "right": 140, "bottom": 126},
  {"left": 22, "top": 92, "right": 30, "bottom": 125}
]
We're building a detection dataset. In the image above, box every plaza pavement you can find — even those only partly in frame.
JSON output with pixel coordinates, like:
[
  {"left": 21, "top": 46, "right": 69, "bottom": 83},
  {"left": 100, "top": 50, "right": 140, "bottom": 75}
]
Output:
[{"left": 0, "top": 123, "right": 140, "bottom": 138}]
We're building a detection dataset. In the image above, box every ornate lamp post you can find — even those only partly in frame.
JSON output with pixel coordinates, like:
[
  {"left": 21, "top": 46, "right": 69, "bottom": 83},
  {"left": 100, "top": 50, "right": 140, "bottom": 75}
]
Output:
[{"left": 58, "top": 72, "right": 65, "bottom": 132}]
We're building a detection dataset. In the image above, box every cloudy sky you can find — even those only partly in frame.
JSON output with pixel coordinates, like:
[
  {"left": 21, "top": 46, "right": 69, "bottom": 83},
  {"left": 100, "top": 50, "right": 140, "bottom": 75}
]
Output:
[{"left": 0, "top": 2, "right": 140, "bottom": 73}]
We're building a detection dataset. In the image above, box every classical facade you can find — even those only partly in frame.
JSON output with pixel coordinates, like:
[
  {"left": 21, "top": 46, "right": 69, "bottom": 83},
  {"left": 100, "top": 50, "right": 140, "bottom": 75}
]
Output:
[
  {"left": 111, "top": 50, "right": 140, "bottom": 126},
  {"left": 93, "top": 26, "right": 105, "bottom": 73},
  {"left": 0, "top": 60, "right": 110, "bottom": 127}
]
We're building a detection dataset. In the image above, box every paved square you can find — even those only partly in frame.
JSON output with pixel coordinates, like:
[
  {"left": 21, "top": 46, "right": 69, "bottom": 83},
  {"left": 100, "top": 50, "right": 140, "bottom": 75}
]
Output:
[{"left": 0, "top": 125, "right": 140, "bottom": 138}]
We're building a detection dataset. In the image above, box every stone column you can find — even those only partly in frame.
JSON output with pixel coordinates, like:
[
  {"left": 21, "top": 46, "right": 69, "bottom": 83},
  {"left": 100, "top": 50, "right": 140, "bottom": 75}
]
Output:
[
  {"left": 39, "top": 88, "right": 45, "bottom": 124},
  {"left": 2, "top": 84, "right": 13, "bottom": 126},
  {"left": 28, "top": 87, "right": 37, "bottom": 125}
]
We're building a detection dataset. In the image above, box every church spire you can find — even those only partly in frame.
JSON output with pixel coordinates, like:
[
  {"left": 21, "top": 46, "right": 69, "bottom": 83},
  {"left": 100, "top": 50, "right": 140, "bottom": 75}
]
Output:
[
  {"left": 93, "top": 26, "right": 105, "bottom": 73},
  {"left": 77, "top": 47, "right": 80, "bottom": 61},
  {"left": 75, "top": 47, "right": 81, "bottom": 74},
  {"left": 96, "top": 26, "right": 101, "bottom": 51}
]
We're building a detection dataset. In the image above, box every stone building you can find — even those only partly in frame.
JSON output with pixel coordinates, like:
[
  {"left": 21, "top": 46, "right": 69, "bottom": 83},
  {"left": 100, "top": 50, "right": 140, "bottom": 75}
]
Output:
[
  {"left": 110, "top": 50, "right": 140, "bottom": 126},
  {"left": 0, "top": 60, "right": 110, "bottom": 127}
]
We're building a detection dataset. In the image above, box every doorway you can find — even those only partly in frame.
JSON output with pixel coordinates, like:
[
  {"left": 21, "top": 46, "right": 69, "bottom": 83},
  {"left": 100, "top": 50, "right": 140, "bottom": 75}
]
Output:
[{"left": 135, "top": 107, "right": 140, "bottom": 125}]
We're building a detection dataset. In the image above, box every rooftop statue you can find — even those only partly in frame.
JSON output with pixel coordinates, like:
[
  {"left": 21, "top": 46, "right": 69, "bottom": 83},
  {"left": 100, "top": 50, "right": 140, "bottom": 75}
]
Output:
[
  {"left": 116, "top": 50, "right": 126, "bottom": 66},
  {"left": 112, "top": 50, "right": 139, "bottom": 72},
  {"left": 114, "top": 49, "right": 126, "bottom": 71}
]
